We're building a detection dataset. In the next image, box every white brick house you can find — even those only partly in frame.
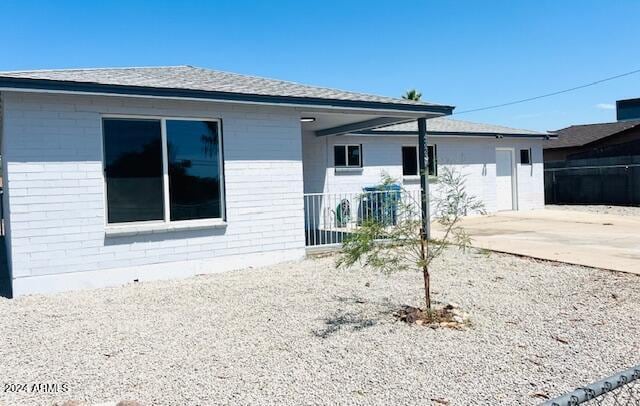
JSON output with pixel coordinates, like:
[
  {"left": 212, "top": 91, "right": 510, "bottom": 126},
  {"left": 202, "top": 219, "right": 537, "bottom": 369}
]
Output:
[
  {"left": 0, "top": 66, "right": 549, "bottom": 297},
  {"left": 303, "top": 118, "right": 548, "bottom": 214}
]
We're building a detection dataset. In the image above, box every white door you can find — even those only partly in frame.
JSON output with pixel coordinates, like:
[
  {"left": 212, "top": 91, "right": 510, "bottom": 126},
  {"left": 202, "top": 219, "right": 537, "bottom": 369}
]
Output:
[{"left": 496, "top": 149, "right": 515, "bottom": 211}]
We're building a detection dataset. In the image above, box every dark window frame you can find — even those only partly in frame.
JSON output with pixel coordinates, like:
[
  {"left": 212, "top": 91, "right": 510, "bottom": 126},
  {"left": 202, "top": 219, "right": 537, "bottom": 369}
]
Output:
[
  {"left": 520, "top": 148, "right": 532, "bottom": 165},
  {"left": 402, "top": 144, "right": 438, "bottom": 177},
  {"left": 102, "top": 115, "right": 226, "bottom": 226},
  {"left": 166, "top": 119, "right": 224, "bottom": 222},
  {"left": 102, "top": 118, "right": 165, "bottom": 224},
  {"left": 334, "top": 144, "right": 362, "bottom": 168},
  {"left": 427, "top": 144, "right": 438, "bottom": 177},
  {"left": 402, "top": 146, "right": 419, "bottom": 176}
]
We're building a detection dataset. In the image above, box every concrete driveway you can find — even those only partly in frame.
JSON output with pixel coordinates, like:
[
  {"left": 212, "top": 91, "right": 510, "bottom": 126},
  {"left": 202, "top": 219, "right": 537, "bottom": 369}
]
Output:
[{"left": 446, "top": 209, "right": 640, "bottom": 274}]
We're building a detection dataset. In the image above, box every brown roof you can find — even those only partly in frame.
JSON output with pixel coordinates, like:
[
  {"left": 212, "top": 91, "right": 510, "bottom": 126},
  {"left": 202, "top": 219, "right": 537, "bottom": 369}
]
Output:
[{"left": 545, "top": 120, "right": 640, "bottom": 149}]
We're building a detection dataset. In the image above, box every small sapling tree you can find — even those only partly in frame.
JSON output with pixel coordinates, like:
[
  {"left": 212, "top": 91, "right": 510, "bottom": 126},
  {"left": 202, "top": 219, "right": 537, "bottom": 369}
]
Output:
[{"left": 337, "top": 167, "right": 484, "bottom": 322}]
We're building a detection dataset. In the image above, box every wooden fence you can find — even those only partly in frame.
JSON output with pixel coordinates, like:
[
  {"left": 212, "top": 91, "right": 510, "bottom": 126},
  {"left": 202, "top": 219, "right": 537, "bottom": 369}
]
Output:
[{"left": 544, "top": 155, "right": 640, "bottom": 206}]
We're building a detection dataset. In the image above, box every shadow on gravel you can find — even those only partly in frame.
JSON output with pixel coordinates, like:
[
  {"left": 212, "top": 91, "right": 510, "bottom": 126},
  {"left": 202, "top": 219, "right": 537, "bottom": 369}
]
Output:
[
  {"left": 312, "top": 311, "right": 378, "bottom": 338},
  {"left": 313, "top": 296, "right": 399, "bottom": 338}
]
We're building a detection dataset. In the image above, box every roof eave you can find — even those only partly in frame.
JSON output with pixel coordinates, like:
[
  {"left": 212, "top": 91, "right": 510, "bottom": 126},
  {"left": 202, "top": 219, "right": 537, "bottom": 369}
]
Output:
[
  {"left": 543, "top": 145, "right": 583, "bottom": 150},
  {"left": 355, "top": 129, "right": 553, "bottom": 139},
  {"left": 0, "top": 77, "right": 455, "bottom": 116}
]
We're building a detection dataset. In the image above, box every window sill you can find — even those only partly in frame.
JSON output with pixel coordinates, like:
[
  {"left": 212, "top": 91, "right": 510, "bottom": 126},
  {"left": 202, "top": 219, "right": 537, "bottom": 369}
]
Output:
[
  {"left": 335, "top": 167, "right": 363, "bottom": 174},
  {"left": 105, "top": 219, "right": 227, "bottom": 237},
  {"left": 403, "top": 175, "right": 439, "bottom": 183}
]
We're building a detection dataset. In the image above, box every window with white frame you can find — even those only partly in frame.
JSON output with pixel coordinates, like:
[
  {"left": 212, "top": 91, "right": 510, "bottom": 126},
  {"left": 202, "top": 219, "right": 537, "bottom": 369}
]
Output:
[
  {"left": 334, "top": 144, "right": 362, "bottom": 168},
  {"left": 102, "top": 117, "right": 224, "bottom": 225},
  {"left": 401, "top": 145, "right": 437, "bottom": 177}
]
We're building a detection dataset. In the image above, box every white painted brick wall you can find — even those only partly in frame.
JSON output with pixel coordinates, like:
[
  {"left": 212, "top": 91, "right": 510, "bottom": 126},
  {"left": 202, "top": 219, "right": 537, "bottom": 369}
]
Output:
[
  {"left": 302, "top": 130, "right": 545, "bottom": 214},
  {"left": 3, "top": 92, "right": 305, "bottom": 288}
]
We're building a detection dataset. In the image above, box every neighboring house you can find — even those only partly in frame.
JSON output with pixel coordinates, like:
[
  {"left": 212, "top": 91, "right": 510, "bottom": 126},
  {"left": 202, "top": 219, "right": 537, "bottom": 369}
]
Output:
[
  {"left": 617, "top": 97, "right": 640, "bottom": 121},
  {"left": 544, "top": 120, "right": 640, "bottom": 161},
  {"left": 543, "top": 120, "right": 640, "bottom": 206},
  {"left": 0, "top": 66, "right": 547, "bottom": 297},
  {"left": 303, "top": 117, "right": 549, "bottom": 215}
]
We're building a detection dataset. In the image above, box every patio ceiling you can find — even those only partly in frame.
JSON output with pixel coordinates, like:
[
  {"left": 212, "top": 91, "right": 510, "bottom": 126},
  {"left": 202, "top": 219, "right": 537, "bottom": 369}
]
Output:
[{"left": 299, "top": 111, "right": 442, "bottom": 137}]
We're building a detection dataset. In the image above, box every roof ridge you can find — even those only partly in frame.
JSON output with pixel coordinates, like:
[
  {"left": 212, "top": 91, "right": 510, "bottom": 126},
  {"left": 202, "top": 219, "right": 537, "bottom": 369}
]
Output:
[
  {"left": 559, "top": 119, "right": 640, "bottom": 131},
  {"left": 0, "top": 65, "right": 192, "bottom": 74}
]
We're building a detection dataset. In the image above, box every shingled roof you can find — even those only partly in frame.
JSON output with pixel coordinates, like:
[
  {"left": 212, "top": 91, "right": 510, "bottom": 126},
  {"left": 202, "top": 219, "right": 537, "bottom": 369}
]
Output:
[
  {"left": 360, "top": 117, "right": 548, "bottom": 137},
  {"left": 0, "top": 66, "right": 453, "bottom": 114},
  {"left": 545, "top": 120, "right": 640, "bottom": 149}
]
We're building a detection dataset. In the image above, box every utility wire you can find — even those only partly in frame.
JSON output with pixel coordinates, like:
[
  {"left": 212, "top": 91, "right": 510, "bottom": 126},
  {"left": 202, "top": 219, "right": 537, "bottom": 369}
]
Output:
[{"left": 453, "top": 68, "right": 640, "bottom": 115}]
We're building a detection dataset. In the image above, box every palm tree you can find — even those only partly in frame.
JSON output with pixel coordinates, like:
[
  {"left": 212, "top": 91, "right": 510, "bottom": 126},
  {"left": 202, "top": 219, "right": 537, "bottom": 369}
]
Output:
[{"left": 402, "top": 89, "right": 422, "bottom": 101}]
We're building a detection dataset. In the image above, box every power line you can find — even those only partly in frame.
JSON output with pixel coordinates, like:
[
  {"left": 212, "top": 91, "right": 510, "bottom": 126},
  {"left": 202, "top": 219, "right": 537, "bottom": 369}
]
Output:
[{"left": 453, "top": 68, "right": 640, "bottom": 115}]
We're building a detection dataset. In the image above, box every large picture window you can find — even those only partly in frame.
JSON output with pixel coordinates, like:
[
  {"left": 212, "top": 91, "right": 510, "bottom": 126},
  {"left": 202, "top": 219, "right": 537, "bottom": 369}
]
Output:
[
  {"left": 103, "top": 117, "right": 224, "bottom": 225},
  {"left": 401, "top": 145, "right": 437, "bottom": 177}
]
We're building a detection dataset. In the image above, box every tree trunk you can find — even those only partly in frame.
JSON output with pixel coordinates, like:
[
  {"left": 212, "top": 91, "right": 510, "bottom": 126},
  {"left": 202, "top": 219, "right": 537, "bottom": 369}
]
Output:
[
  {"left": 420, "top": 230, "right": 431, "bottom": 311},
  {"left": 423, "top": 266, "right": 431, "bottom": 311}
]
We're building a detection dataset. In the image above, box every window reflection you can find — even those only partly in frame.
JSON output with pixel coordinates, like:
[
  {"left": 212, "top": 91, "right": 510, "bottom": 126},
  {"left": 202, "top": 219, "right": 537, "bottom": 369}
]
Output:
[
  {"left": 103, "top": 119, "right": 164, "bottom": 223},
  {"left": 166, "top": 120, "right": 222, "bottom": 221}
]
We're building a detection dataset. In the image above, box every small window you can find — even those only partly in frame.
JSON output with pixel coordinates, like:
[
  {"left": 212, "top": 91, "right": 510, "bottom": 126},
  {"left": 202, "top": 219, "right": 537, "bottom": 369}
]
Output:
[
  {"left": 334, "top": 144, "right": 362, "bottom": 168},
  {"left": 402, "top": 146, "right": 418, "bottom": 176},
  {"left": 402, "top": 145, "right": 437, "bottom": 177},
  {"left": 347, "top": 145, "right": 361, "bottom": 167},
  {"left": 520, "top": 148, "right": 531, "bottom": 165},
  {"left": 334, "top": 145, "right": 346, "bottom": 167}
]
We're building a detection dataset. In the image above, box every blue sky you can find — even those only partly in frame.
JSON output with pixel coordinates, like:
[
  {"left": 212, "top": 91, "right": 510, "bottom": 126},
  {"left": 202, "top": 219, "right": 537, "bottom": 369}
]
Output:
[{"left": 1, "top": 0, "right": 639, "bottom": 131}]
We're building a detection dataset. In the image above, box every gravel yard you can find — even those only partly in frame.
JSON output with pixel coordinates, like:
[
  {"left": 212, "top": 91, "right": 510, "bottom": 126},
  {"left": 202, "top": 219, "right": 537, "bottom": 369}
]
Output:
[
  {"left": 547, "top": 204, "right": 640, "bottom": 217},
  {"left": 1, "top": 249, "right": 639, "bottom": 405}
]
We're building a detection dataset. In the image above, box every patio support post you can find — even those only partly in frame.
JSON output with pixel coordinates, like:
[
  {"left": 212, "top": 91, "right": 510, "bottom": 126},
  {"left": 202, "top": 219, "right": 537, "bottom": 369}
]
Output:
[{"left": 417, "top": 117, "right": 430, "bottom": 239}]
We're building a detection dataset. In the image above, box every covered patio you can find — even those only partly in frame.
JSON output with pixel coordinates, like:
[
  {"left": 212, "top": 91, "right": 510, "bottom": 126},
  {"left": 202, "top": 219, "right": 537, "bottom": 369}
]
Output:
[{"left": 298, "top": 106, "right": 449, "bottom": 248}]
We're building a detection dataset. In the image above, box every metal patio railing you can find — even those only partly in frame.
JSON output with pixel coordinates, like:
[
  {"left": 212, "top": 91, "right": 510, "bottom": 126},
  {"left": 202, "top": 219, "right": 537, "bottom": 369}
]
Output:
[
  {"left": 542, "top": 364, "right": 640, "bottom": 405},
  {"left": 303, "top": 189, "right": 421, "bottom": 247}
]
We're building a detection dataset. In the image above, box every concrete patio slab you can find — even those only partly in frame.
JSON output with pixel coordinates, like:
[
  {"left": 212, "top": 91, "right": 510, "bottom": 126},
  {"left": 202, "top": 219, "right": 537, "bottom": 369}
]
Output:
[{"left": 437, "top": 209, "right": 640, "bottom": 275}]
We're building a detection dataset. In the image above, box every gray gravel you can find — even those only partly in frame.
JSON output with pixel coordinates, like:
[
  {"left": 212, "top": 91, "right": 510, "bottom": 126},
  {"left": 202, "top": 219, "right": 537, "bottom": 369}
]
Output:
[
  {"left": 547, "top": 204, "right": 640, "bottom": 217},
  {"left": 1, "top": 249, "right": 639, "bottom": 406}
]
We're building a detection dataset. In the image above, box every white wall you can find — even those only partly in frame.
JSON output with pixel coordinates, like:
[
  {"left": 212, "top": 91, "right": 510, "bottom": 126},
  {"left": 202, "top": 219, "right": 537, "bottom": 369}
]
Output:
[
  {"left": 514, "top": 142, "right": 545, "bottom": 211},
  {"left": 3, "top": 92, "right": 306, "bottom": 295},
  {"left": 301, "top": 131, "right": 545, "bottom": 214}
]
